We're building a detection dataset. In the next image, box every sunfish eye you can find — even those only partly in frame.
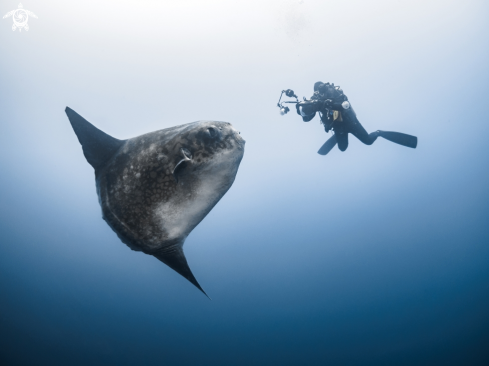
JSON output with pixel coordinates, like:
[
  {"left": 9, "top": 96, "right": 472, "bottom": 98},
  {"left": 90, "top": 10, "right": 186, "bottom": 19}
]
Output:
[{"left": 207, "top": 127, "right": 219, "bottom": 138}]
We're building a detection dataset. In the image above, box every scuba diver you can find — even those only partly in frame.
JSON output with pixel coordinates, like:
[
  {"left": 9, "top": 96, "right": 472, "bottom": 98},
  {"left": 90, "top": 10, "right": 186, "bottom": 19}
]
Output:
[{"left": 277, "top": 82, "right": 417, "bottom": 155}]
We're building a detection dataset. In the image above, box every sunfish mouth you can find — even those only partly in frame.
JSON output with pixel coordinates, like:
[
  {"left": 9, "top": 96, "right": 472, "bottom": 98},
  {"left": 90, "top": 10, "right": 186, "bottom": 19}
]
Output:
[{"left": 234, "top": 130, "right": 246, "bottom": 146}]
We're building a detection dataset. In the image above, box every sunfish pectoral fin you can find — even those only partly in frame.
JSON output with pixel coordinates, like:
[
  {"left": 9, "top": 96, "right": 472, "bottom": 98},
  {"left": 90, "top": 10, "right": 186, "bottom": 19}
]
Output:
[
  {"left": 172, "top": 147, "right": 193, "bottom": 183},
  {"left": 152, "top": 246, "right": 210, "bottom": 299},
  {"left": 172, "top": 159, "right": 189, "bottom": 183},
  {"left": 65, "top": 107, "right": 126, "bottom": 170}
]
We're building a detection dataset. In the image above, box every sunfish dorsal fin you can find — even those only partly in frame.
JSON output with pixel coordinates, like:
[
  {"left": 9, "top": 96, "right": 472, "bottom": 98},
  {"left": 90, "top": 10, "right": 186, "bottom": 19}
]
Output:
[
  {"left": 152, "top": 246, "right": 210, "bottom": 299},
  {"left": 65, "top": 107, "right": 125, "bottom": 170}
]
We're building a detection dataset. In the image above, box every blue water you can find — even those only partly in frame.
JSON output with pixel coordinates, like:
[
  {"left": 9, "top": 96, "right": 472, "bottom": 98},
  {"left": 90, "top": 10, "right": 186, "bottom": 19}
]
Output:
[{"left": 1, "top": 1, "right": 488, "bottom": 365}]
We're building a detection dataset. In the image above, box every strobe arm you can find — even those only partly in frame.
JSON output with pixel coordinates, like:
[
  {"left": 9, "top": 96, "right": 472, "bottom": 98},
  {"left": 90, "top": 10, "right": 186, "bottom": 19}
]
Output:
[{"left": 277, "top": 89, "right": 299, "bottom": 115}]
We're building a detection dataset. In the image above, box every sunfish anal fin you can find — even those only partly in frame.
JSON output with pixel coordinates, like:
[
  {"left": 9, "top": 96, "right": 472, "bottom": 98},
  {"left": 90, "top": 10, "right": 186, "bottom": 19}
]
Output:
[{"left": 152, "top": 246, "right": 210, "bottom": 299}]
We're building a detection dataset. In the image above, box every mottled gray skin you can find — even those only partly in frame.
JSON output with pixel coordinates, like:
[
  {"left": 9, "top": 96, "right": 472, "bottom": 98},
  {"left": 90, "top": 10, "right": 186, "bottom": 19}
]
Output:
[
  {"left": 66, "top": 108, "right": 245, "bottom": 296},
  {"left": 99, "top": 121, "right": 245, "bottom": 254}
]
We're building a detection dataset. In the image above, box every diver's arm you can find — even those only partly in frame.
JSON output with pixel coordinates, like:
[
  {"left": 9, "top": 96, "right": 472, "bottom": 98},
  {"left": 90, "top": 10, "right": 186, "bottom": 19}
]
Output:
[
  {"left": 324, "top": 96, "right": 350, "bottom": 111},
  {"left": 302, "top": 113, "right": 316, "bottom": 122},
  {"left": 295, "top": 103, "right": 316, "bottom": 122}
]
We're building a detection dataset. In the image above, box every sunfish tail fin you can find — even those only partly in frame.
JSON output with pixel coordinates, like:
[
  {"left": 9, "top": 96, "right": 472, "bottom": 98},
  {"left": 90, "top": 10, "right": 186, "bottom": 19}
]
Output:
[
  {"left": 378, "top": 131, "right": 418, "bottom": 149},
  {"left": 65, "top": 107, "right": 125, "bottom": 170},
  {"left": 152, "top": 246, "right": 210, "bottom": 299}
]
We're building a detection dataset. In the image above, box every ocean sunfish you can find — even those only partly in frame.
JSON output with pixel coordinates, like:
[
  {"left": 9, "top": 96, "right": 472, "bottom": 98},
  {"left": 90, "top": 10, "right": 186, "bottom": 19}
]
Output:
[{"left": 65, "top": 107, "right": 245, "bottom": 297}]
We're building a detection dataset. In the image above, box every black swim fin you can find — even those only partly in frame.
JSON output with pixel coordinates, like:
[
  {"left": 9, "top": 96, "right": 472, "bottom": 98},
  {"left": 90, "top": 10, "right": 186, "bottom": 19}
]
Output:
[
  {"left": 378, "top": 131, "right": 417, "bottom": 149},
  {"left": 318, "top": 134, "right": 337, "bottom": 155}
]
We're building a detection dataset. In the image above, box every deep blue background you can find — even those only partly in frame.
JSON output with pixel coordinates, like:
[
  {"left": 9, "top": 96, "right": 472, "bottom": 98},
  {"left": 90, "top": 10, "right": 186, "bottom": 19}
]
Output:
[{"left": 1, "top": 1, "right": 488, "bottom": 365}]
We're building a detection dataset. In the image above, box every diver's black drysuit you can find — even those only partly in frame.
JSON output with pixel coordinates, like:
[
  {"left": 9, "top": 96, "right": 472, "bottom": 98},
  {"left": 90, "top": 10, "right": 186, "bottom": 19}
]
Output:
[{"left": 297, "top": 82, "right": 417, "bottom": 154}]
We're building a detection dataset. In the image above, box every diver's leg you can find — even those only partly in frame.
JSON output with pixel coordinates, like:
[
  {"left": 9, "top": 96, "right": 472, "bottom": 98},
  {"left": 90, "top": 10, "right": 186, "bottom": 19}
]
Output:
[
  {"left": 348, "top": 119, "right": 379, "bottom": 145},
  {"left": 336, "top": 132, "right": 348, "bottom": 151},
  {"left": 342, "top": 108, "right": 417, "bottom": 148},
  {"left": 351, "top": 124, "right": 417, "bottom": 148},
  {"left": 341, "top": 108, "right": 379, "bottom": 145}
]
